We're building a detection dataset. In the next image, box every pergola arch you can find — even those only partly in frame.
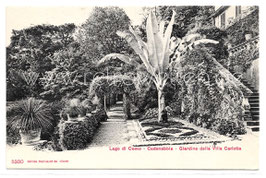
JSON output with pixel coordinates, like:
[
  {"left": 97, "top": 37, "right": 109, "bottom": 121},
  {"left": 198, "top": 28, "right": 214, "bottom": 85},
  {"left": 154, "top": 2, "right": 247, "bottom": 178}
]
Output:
[{"left": 89, "top": 75, "right": 136, "bottom": 120}]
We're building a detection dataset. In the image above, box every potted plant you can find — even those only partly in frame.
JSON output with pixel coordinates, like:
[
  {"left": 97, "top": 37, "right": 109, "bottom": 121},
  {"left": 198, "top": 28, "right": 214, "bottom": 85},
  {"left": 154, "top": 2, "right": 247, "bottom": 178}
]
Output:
[
  {"left": 7, "top": 97, "right": 53, "bottom": 145},
  {"left": 66, "top": 106, "right": 80, "bottom": 121}
]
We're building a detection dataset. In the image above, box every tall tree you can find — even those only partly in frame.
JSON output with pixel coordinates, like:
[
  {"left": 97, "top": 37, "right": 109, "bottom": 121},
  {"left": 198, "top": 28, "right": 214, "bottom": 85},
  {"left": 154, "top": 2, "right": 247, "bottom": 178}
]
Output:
[
  {"left": 6, "top": 23, "right": 76, "bottom": 100},
  {"left": 76, "top": 7, "right": 132, "bottom": 62},
  {"left": 98, "top": 11, "right": 218, "bottom": 122},
  {"left": 155, "top": 6, "right": 214, "bottom": 38}
]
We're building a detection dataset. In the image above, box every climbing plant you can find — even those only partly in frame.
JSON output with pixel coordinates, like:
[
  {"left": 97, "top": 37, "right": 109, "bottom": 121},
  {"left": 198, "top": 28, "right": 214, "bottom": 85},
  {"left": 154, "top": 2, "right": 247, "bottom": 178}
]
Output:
[
  {"left": 172, "top": 47, "right": 248, "bottom": 136},
  {"left": 89, "top": 75, "right": 136, "bottom": 119}
]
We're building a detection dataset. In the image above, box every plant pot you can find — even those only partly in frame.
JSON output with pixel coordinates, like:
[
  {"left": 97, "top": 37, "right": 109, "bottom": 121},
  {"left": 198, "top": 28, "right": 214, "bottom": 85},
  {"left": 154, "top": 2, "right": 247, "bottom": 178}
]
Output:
[
  {"left": 20, "top": 129, "right": 41, "bottom": 145},
  {"left": 245, "top": 33, "right": 252, "bottom": 41}
]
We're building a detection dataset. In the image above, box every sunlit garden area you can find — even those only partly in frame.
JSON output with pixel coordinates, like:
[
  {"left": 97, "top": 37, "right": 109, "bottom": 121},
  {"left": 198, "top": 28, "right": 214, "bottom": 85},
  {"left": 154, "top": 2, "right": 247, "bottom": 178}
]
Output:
[{"left": 6, "top": 6, "right": 259, "bottom": 151}]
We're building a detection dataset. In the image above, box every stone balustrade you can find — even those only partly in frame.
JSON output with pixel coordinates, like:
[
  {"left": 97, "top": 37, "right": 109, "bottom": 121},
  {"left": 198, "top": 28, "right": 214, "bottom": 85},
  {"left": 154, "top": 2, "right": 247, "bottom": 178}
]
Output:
[{"left": 228, "top": 36, "right": 259, "bottom": 56}]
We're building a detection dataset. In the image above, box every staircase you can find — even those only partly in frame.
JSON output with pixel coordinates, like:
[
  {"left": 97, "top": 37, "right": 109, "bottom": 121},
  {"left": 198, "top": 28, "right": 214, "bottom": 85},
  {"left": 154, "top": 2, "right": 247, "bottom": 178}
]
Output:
[{"left": 241, "top": 79, "right": 260, "bottom": 132}]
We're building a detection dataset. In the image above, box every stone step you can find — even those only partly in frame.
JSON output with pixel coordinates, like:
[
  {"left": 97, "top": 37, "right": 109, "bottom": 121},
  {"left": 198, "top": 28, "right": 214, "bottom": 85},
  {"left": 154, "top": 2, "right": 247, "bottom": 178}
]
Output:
[
  {"left": 252, "top": 115, "right": 259, "bottom": 121},
  {"left": 108, "top": 115, "right": 125, "bottom": 119},
  {"left": 251, "top": 127, "right": 259, "bottom": 132},
  {"left": 248, "top": 96, "right": 259, "bottom": 100},
  {"left": 250, "top": 110, "right": 259, "bottom": 115},
  {"left": 250, "top": 103, "right": 259, "bottom": 107},
  {"left": 247, "top": 121, "right": 260, "bottom": 126},
  {"left": 248, "top": 99, "right": 259, "bottom": 103},
  {"left": 250, "top": 107, "right": 259, "bottom": 112}
]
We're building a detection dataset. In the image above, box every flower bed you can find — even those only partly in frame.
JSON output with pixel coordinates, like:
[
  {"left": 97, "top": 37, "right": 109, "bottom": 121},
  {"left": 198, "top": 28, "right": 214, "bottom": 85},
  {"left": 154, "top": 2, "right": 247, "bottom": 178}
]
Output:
[{"left": 137, "top": 117, "right": 230, "bottom": 144}]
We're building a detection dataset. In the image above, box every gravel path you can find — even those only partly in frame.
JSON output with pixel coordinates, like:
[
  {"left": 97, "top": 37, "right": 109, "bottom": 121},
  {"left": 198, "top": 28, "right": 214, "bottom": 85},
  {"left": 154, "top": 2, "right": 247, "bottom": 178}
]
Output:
[{"left": 89, "top": 102, "right": 129, "bottom": 147}]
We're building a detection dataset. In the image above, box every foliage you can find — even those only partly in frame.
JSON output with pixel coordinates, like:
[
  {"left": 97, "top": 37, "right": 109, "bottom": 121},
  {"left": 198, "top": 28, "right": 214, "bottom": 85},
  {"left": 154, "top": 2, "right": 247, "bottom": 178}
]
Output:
[
  {"left": 7, "top": 69, "right": 32, "bottom": 100},
  {"left": 140, "top": 108, "right": 158, "bottom": 120},
  {"left": 175, "top": 48, "right": 247, "bottom": 136},
  {"left": 59, "top": 114, "right": 101, "bottom": 150},
  {"left": 94, "top": 109, "right": 109, "bottom": 122},
  {"left": 7, "top": 97, "right": 54, "bottom": 132},
  {"left": 60, "top": 120, "right": 92, "bottom": 150},
  {"left": 6, "top": 24, "right": 76, "bottom": 101},
  {"left": 226, "top": 7, "right": 259, "bottom": 46},
  {"left": 89, "top": 75, "right": 136, "bottom": 97},
  {"left": 6, "top": 125, "right": 21, "bottom": 145},
  {"left": 186, "top": 25, "right": 229, "bottom": 67},
  {"left": 156, "top": 6, "right": 214, "bottom": 38},
  {"left": 40, "top": 44, "right": 96, "bottom": 100},
  {"left": 41, "top": 100, "right": 66, "bottom": 140},
  {"left": 33, "top": 141, "right": 57, "bottom": 151},
  {"left": 99, "top": 10, "right": 218, "bottom": 122},
  {"left": 229, "top": 43, "right": 259, "bottom": 72},
  {"left": 76, "top": 6, "right": 132, "bottom": 62}
]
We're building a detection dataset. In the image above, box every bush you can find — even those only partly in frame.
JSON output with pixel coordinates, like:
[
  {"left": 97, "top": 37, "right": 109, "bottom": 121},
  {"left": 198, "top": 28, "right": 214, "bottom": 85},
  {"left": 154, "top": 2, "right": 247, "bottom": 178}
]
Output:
[
  {"left": 94, "top": 109, "right": 108, "bottom": 122},
  {"left": 177, "top": 48, "right": 247, "bottom": 136},
  {"left": 61, "top": 98, "right": 89, "bottom": 120},
  {"left": 60, "top": 121, "right": 91, "bottom": 150},
  {"left": 6, "top": 125, "right": 21, "bottom": 145},
  {"left": 139, "top": 108, "right": 158, "bottom": 121},
  {"left": 41, "top": 100, "right": 65, "bottom": 140},
  {"left": 59, "top": 114, "right": 102, "bottom": 150},
  {"left": 210, "top": 118, "right": 246, "bottom": 136},
  {"left": 7, "top": 97, "right": 53, "bottom": 132}
]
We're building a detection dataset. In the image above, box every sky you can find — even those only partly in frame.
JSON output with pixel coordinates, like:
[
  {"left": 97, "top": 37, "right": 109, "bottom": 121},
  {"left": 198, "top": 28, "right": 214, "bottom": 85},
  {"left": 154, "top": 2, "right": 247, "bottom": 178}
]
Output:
[{"left": 5, "top": 6, "right": 144, "bottom": 46}]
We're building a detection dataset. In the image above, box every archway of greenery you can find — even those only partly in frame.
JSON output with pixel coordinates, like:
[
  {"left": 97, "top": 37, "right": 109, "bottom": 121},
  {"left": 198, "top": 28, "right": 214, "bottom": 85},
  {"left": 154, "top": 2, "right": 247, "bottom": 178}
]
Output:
[{"left": 89, "top": 75, "right": 136, "bottom": 120}]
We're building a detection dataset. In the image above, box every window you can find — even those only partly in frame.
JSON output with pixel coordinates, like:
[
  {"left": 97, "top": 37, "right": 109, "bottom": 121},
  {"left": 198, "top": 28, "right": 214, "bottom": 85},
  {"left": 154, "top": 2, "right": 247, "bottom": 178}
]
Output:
[
  {"left": 220, "top": 13, "right": 225, "bottom": 28},
  {"left": 236, "top": 6, "right": 241, "bottom": 17}
]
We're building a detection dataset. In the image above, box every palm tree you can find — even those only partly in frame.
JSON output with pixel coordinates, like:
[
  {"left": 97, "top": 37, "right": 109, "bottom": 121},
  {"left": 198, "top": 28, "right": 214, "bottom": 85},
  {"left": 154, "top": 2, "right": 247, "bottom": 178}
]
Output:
[{"left": 98, "top": 10, "right": 219, "bottom": 122}]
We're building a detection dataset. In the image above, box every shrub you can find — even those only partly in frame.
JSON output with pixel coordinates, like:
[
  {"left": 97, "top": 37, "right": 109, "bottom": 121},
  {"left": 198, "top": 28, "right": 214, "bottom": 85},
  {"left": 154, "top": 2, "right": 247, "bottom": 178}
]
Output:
[
  {"left": 210, "top": 118, "right": 246, "bottom": 136},
  {"left": 176, "top": 48, "right": 247, "bottom": 136},
  {"left": 60, "top": 121, "right": 91, "bottom": 150},
  {"left": 59, "top": 114, "right": 102, "bottom": 150},
  {"left": 6, "top": 125, "right": 21, "bottom": 145},
  {"left": 94, "top": 109, "right": 108, "bottom": 122},
  {"left": 41, "top": 100, "right": 65, "bottom": 140},
  {"left": 140, "top": 108, "right": 158, "bottom": 121},
  {"left": 7, "top": 97, "right": 53, "bottom": 132}
]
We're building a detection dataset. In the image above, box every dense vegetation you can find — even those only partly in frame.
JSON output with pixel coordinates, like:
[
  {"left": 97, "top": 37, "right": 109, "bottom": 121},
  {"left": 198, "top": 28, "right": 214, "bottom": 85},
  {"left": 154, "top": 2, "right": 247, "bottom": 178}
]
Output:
[{"left": 7, "top": 6, "right": 257, "bottom": 150}]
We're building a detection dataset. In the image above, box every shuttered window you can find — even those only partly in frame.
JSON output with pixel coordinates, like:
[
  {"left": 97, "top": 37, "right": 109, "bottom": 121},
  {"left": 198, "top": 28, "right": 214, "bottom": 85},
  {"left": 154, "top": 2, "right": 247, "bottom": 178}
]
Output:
[
  {"left": 236, "top": 6, "right": 241, "bottom": 17},
  {"left": 221, "top": 13, "right": 225, "bottom": 28}
]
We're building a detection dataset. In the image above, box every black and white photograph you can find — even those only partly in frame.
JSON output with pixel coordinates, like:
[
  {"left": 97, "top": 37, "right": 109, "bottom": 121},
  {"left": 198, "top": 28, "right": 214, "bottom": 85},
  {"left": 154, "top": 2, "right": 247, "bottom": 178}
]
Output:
[{"left": 5, "top": 5, "right": 260, "bottom": 169}]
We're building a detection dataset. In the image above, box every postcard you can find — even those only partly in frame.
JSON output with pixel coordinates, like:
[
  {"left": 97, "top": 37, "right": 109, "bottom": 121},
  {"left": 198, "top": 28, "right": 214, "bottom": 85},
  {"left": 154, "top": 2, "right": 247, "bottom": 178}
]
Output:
[{"left": 6, "top": 5, "right": 259, "bottom": 169}]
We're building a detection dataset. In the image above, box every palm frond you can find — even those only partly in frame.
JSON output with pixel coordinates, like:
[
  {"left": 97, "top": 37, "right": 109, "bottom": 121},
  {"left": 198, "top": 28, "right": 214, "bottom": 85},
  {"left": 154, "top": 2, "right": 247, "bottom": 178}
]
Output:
[
  {"left": 7, "top": 98, "right": 53, "bottom": 132},
  {"left": 97, "top": 53, "right": 140, "bottom": 67}
]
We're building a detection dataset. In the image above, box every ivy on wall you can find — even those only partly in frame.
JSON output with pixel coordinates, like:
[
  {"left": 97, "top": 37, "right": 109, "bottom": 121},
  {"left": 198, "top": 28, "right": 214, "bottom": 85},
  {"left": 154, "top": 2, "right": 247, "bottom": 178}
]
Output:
[
  {"left": 226, "top": 7, "right": 259, "bottom": 46},
  {"left": 229, "top": 44, "right": 259, "bottom": 72}
]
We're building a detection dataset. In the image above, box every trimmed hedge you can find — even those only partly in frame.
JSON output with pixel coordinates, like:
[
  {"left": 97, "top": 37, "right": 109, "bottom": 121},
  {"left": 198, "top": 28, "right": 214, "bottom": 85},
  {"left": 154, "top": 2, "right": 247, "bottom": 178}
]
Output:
[{"left": 59, "top": 110, "right": 106, "bottom": 150}]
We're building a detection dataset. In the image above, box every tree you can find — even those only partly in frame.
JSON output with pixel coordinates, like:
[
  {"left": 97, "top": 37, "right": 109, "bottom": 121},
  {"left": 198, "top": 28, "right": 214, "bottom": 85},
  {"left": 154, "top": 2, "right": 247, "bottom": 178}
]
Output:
[
  {"left": 157, "top": 6, "right": 214, "bottom": 38},
  {"left": 98, "top": 11, "right": 219, "bottom": 122},
  {"left": 40, "top": 43, "right": 96, "bottom": 101},
  {"left": 6, "top": 24, "right": 76, "bottom": 100},
  {"left": 7, "top": 24, "right": 76, "bottom": 74},
  {"left": 186, "top": 25, "right": 229, "bottom": 68},
  {"left": 76, "top": 7, "right": 132, "bottom": 62}
]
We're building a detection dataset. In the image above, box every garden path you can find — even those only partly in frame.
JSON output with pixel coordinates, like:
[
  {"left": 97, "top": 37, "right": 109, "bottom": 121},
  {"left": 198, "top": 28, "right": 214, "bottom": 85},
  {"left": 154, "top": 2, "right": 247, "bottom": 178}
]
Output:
[{"left": 89, "top": 101, "right": 129, "bottom": 147}]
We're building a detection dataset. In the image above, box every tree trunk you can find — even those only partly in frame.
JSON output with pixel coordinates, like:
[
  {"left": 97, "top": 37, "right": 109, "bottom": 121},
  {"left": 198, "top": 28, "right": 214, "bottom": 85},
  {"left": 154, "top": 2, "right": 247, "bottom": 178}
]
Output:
[
  {"left": 123, "top": 93, "right": 131, "bottom": 120},
  {"left": 158, "top": 89, "right": 166, "bottom": 122},
  {"left": 103, "top": 94, "right": 107, "bottom": 112}
]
